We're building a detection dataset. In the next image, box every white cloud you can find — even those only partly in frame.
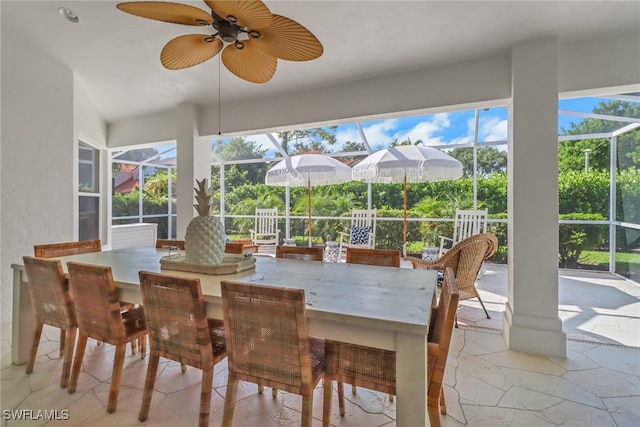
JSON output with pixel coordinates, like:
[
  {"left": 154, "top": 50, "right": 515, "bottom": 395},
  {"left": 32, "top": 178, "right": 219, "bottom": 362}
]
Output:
[
  {"left": 390, "top": 113, "right": 452, "bottom": 146},
  {"left": 479, "top": 116, "right": 508, "bottom": 142}
]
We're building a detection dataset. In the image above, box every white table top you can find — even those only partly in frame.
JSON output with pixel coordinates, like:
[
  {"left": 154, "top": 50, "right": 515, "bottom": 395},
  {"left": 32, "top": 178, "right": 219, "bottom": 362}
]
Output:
[{"left": 24, "top": 247, "right": 437, "bottom": 336}]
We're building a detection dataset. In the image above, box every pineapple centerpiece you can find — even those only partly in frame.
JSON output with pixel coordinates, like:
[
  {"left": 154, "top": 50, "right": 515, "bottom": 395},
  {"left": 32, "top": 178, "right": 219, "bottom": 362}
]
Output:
[{"left": 184, "top": 178, "right": 226, "bottom": 264}]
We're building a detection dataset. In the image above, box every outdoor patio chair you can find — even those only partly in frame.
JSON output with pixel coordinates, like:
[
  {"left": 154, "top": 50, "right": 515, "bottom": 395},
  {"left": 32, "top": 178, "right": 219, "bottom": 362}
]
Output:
[
  {"left": 155, "top": 239, "right": 185, "bottom": 250},
  {"left": 406, "top": 233, "right": 497, "bottom": 320},
  {"left": 66, "top": 262, "right": 147, "bottom": 413},
  {"left": 220, "top": 280, "right": 331, "bottom": 427},
  {"left": 276, "top": 245, "right": 324, "bottom": 261},
  {"left": 250, "top": 208, "right": 280, "bottom": 251},
  {"left": 22, "top": 256, "right": 77, "bottom": 388},
  {"left": 438, "top": 209, "right": 488, "bottom": 256},
  {"left": 34, "top": 240, "right": 101, "bottom": 357},
  {"left": 323, "top": 267, "right": 459, "bottom": 427},
  {"left": 346, "top": 247, "right": 400, "bottom": 268},
  {"left": 138, "top": 271, "right": 226, "bottom": 427},
  {"left": 338, "top": 209, "right": 377, "bottom": 259}
]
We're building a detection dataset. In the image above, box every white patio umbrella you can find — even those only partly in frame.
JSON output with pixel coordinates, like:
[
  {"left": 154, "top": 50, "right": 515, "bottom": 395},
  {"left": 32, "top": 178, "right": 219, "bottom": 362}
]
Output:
[
  {"left": 352, "top": 145, "right": 463, "bottom": 255},
  {"left": 265, "top": 154, "right": 352, "bottom": 246}
]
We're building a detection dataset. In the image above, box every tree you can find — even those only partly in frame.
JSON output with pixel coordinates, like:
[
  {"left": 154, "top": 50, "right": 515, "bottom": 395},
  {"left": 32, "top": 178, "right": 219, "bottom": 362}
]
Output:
[
  {"left": 448, "top": 146, "right": 507, "bottom": 177},
  {"left": 559, "top": 100, "right": 640, "bottom": 172},
  {"left": 143, "top": 170, "right": 176, "bottom": 196},
  {"left": 211, "top": 137, "right": 268, "bottom": 189},
  {"left": 277, "top": 127, "right": 338, "bottom": 154}
]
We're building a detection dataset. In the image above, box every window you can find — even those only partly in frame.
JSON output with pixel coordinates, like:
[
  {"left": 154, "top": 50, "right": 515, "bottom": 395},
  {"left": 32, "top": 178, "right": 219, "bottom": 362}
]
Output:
[{"left": 78, "top": 141, "right": 100, "bottom": 241}]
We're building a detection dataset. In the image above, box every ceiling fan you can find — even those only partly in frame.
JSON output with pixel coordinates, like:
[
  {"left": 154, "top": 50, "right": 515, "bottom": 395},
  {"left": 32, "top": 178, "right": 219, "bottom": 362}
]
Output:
[{"left": 116, "top": 1, "right": 323, "bottom": 83}]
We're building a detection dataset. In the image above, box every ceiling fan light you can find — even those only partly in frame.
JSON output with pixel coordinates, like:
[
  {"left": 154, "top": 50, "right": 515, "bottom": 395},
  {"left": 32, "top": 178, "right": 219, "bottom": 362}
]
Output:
[
  {"left": 218, "top": 21, "right": 238, "bottom": 43},
  {"left": 248, "top": 30, "right": 262, "bottom": 39},
  {"left": 226, "top": 15, "right": 238, "bottom": 24},
  {"left": 234, "top": 41, "right": 245, "bottom": 50}
]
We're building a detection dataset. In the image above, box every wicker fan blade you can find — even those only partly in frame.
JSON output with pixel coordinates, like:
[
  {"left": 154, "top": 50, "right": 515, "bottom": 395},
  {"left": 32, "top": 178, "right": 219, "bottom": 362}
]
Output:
[
  {"left": 117, "top": 2, "right": 213, "bottom": 25},
  {"left": 161, "top": 35, "right": 223, "bottom": 70},
  {"left": 204, "top": 0, "right": 272, "bottom": 29},
  {"left": 255, "top": 14, "right": 323, "bottom": 61},
  {"left": 221, "top": 41, "right": 276, "bottom": 83}
]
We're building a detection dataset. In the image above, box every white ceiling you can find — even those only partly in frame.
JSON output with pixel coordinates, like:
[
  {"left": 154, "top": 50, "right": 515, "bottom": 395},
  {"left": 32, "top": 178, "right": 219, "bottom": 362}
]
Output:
[{"left": 2, "top": 1, "right": 639, "bottom": 123}]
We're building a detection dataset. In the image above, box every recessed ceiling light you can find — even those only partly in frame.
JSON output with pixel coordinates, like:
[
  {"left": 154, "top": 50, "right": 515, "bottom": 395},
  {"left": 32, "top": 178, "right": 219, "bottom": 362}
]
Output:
[{"left": 58, "top": 7, "right": 79, "bottom": 23}]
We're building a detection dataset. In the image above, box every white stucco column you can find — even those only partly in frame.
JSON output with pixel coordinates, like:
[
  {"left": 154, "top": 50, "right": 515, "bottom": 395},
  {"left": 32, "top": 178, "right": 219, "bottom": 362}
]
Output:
[
  {"left": 503, "top": 38, "right": 566, "bottom": 358},
  {"left": 176, "top": 103, "right": 210, "bottom": 238}
]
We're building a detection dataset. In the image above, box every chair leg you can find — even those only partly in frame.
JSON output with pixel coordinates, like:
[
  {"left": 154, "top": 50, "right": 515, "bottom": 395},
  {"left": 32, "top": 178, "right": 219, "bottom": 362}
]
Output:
[
  {"left": 59, "top": 329, "right": 66, "bottom": 357},
  {"left": 476, "top": 294, "right": 491, "bottom": 319},
  {"left": 272, "top": 388, "right": 277, "bottom": 398},
  {"left": 181, "top": 364, "right": 187, "bottom": 373},
  {"left": 301, "top": 392, "right": 313, "bottom": 427},
  {"left": 337, "top": 382, "right": 345, "bottom": 417},
  {"left": 440, "top": 388, "right": 447, "bottom": 414},
  {"left": 199, "top": 367, "right": 214, "bottom": 427},
  {"left": 26, "top": 322, "right": 44, "bottom": 375},
  {"left": 107, "top": 344, "right": 127, "bottom": 413},
  {"left": 139, "top": 334, "right": 147, "bottom": 359},
  {"left": 351, "top": 384, "right": 356, "bottom": 395},
  {"left": 61, "top": 327, "right": 77, "bottom": 388},
  {"left": 68, "top": 332, "right": 88, "bottom": 394},
  {"left": 222, "top": 375, "right": 239, "bottom": 427},
  {"left": 428, "top": 398, "right": 441, "bottom": 427},
  {"left": 322, "top": 379, "right": 333, "bottom": 427},
  {"left": 139, "top": 352, "right": 160, "bottom": 421}
]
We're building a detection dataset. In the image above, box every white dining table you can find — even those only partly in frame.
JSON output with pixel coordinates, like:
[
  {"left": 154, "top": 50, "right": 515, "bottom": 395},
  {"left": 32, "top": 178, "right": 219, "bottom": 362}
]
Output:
[{"left": 11, "top": 247, "right": 437, "bottom": 426}]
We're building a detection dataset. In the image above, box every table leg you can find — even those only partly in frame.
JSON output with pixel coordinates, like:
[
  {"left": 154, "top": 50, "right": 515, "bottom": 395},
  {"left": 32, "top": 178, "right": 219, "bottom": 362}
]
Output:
[
  {"left": 11, "top": 267, "right": 35, "bottom": 365},
  {"left": 396, "top": 331, "right": 429, "bottom": 426}
]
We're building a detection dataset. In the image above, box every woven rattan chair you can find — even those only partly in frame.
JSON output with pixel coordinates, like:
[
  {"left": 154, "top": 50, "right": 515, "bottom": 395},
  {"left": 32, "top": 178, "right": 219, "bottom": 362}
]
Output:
[
  {"left": 345, "top": 247, "right": 400, "bottom": 267},
  {"left": 225, "top": 239, "right": 260, "bottom": 254},
  {"left": 276, "top": 245, "right": 324, "bottom": 261},
  {"left": 66, "top": 262, "right": 147, "bottom": 413},
  {"left": 34, "top": 240, "right": 102, "bottom": 258},
  {"left": 22, "top": 256, "right": 77, "bottom": 388},
  {"left": 322, "top": 268, "right": 459, "bottom": 427},
  {"left": 220, "top": 280, "right": 326, "bottom": 427},
  {"left": 155, "top": 239, "right": 185, "bottom": 250},
  {"left": 405, "top": 233, "right": 497, "bottom": 319},
  {"left": 138, "top": 272, "right": 226, "bottom": 427},
  {"left": 344, "top": 247, "right": 400, "bottom": 397},
  {"left": 34, "top": 240, "right": 102, "bottom": 357}
]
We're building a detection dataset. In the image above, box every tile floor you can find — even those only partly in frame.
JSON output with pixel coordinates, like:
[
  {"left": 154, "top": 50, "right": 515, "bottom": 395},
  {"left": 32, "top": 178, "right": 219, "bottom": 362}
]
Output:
[{"left": 1, "top": 264, "right": 639, "bottom": 426}]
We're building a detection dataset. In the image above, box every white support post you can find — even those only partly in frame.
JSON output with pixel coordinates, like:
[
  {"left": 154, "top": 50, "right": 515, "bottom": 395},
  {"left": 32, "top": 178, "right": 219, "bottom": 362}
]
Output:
[{"left": 503, "top": 38, "right": 566, "bottom": 358}]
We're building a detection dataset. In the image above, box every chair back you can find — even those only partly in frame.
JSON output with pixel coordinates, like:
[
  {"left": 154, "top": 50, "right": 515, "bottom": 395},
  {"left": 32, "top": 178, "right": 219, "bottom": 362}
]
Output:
[
  {"left": 453, "top": 209, "right": 487, "bottom": 243},
  {"left": 276, "top": 246, "right": 324, "bottom": 261},
  {"left": 139, "top": 271, "right": 220, "bottom": 369},
  {"left": 155, "top": 239, "right": 185, "bottom": 250},
  {"left": 346, "top": 247, "right": 400, "bottom": 267},
  {"left": 447, "top": 234, "right": 496, "bottom": 291},
  {"left": 221, "top": 280, "right": 313, "bottom": 393},
  {"left": 34, "top": 240, "right": 101, "bottom": 258},
  {"left": 254, "top": 208, "right": 279, "bottom": 237},
  {"left": 23, "top": 256, "right": 76, "bottom": 330},
  {"left": 428, "top": 267, "right": 459, "bottom": 390},
  {"left": 67, "top": 262, "right": 127, "bottom": 344},
  {"left": 349, "top": 209, "right": 377, "bottom": 247}
]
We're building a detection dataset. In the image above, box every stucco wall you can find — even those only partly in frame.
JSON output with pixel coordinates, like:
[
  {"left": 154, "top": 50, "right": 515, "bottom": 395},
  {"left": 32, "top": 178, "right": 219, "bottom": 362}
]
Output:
[{"left": 1, "top": 35, "right": 75, "bottom": 322}]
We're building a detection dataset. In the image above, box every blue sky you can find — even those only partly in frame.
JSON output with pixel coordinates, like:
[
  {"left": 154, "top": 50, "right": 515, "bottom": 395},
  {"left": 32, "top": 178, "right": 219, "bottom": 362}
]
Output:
[
  {"left": 147, "top": 96, "right": 634, "bottom": 161},
  {"left": 245, "top": 97, "right": 616, "bottom": 158}
]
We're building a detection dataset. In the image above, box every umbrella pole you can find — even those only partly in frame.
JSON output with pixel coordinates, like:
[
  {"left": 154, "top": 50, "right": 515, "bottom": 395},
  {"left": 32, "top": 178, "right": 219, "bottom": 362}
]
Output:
[
  {"left": 403, "top": 175, "right": 407, "bottom": 256},
  {"left": 308, "top": 178, "right": 312, "bottom": 247}
]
